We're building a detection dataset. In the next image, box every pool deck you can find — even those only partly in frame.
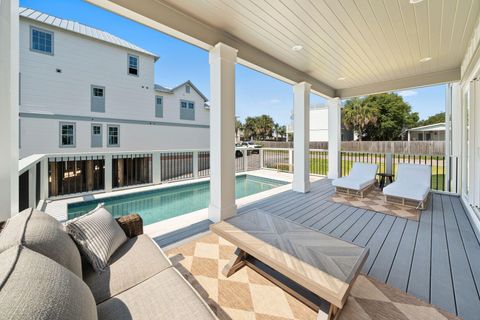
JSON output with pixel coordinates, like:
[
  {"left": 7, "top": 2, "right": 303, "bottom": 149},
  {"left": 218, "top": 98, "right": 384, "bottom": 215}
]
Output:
[
  {"left": 43, "top": 170, "right": 322, "bottom": 238},
  {"left": 159, "top": 178, "right": 480, "bottom": 320}
]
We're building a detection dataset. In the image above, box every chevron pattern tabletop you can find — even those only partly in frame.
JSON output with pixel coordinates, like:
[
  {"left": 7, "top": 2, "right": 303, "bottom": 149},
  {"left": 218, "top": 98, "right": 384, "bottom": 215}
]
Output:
[{"left": 210, "top": 209, "right": 369, "bottom": 309}]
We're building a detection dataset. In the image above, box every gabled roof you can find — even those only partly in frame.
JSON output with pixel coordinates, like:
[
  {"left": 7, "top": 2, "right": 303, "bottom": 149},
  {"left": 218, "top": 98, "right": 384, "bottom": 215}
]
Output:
[
  {"left": 154, "top": 80, "right": 209, "bottom": 102},
  {"left": 20, "top": 7, "right": 159, "bottom": 61}
]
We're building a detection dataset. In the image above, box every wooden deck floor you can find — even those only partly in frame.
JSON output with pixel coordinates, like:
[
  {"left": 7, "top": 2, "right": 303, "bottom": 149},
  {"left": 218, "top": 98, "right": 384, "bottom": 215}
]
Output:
[{"left": 157, "top": 178, "right": 480, "bottom": 320}]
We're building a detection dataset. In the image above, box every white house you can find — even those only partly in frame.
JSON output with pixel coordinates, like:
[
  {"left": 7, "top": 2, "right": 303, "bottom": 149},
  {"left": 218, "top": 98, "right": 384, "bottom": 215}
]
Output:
[
  {"left": 407, "top": 123, "right": 445, "bottom": 141},
  {"left": 18, "top": 8, "right": 210, "bottom": 158}
]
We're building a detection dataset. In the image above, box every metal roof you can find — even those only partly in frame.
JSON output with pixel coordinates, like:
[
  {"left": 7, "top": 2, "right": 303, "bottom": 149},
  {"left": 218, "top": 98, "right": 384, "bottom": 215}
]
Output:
[
  {"left": 20, "top": 7, "right": 159, "bottom": 60},
  {"left": 408, "top": 123, "right": 445, "bottom": 132}
]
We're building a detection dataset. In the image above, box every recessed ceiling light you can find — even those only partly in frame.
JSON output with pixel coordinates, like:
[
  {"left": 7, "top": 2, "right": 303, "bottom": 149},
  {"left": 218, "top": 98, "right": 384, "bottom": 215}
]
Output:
[
  {"left": 338, "top": 77, "right": 346, "bottom": 81},
  {"left": 419, "top": 57, "right": 432, "bottom": 63},
  {"left": 292, "top": 45, "right": 303, "bottom": 51},
  {"left": 410, "top": 0, "right": 424, "bottom": 4}
]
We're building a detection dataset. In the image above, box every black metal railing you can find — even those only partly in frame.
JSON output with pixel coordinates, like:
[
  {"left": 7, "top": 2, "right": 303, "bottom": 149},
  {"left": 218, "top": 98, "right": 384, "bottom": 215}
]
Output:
[
  {"left": 160, "top": 152, "right": 193, "bottom": 182},
  {"left": 49, "top": 156, "right": 105, "bottom": 197},
  {"left": 309, "top": 150, "right": 328, "bottom": 176},
  {"left": 113, "top": 154, "right": 152, "bottom": 188}
]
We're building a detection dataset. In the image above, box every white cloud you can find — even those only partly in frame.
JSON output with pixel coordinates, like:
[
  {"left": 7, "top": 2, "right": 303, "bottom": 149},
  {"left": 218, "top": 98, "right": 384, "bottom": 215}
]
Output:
[
  {"left": 268, "top": 99, "right": 281, "bottom": 104},
  {"left": 397, "top": 90, "right": 418, "bottom": 97}
]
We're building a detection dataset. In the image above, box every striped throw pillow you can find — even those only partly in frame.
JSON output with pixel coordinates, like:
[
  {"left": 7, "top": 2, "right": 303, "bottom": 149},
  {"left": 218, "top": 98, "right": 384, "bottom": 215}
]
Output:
[{"left": 66, "top": 204, "right": 127, "bottom": 272}]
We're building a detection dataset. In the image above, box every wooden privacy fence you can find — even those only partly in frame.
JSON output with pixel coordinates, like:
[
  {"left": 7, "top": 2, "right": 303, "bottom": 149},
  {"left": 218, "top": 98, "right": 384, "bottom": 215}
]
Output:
[{"left": 256, "top": 141, "right": 445, "bottom": 156}]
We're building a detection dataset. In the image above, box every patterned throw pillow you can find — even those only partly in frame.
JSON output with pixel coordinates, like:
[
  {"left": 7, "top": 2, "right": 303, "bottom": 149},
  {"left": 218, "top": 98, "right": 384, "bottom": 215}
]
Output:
[{"left": 66, "top": 204, "right": 127, "bottom": 272}]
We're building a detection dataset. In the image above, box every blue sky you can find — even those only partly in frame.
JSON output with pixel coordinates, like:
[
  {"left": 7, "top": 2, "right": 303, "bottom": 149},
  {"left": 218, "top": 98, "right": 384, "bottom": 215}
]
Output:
[{"left": 21, "top": 0, "right": 445, "bottom": 125}]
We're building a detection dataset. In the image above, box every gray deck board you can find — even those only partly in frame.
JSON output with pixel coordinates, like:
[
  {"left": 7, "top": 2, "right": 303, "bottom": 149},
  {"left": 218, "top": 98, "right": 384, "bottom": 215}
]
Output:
[
  {"left": 161, "top": 178, "right": 480, "bottom": 319},
  {"left": 360, "top": 215, "right": 395, "bottom": 273},
  {"left": 330, "top": 208, "right": 366, "bottom": 238},
  {"left": 386, "top": 219, "right": 418, "bottom": 291},
  {"left": 441, "top": 195, "right": 480, "bottom": 319},
  {"left": 368, "top": 218, "right": 407, "bottom": 282},
  {"left": 340, "top": 211, "right": 375, "bottom": 242},
  {"left": 407, "top": 197, "right": 432, "bottom": 302},
  {"left": 430, "top": 194, "right": 456, "bottom": 314}
]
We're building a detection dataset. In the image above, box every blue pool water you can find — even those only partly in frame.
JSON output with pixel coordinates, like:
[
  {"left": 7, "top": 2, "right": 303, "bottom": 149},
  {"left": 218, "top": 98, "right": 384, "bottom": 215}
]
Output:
[{"left": 67, "top": 175, "right": 286, "bottom": 225}]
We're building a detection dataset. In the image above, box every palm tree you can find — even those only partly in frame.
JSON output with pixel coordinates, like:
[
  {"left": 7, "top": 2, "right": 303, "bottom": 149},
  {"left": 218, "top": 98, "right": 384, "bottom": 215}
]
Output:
[
  {"left": 273, "top": 123, "right": 280, "bottom": 140},
  {"left": 343, "top": 97, "right": 378, "bottom": 141}
]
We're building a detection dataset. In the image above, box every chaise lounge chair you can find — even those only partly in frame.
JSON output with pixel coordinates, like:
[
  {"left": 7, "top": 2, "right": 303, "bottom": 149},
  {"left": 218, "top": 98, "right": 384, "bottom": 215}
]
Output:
[
  {"left": 383, "top": 163, "right": 431, "bottom": 210},
  {"left": 332, "top": 162, "right": 378, "bottom": 197}
]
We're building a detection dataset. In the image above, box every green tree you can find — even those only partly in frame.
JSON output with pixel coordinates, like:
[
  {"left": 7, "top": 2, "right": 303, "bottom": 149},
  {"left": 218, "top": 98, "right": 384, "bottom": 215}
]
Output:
[
  {"left": 255, "top": 115, "right": 275, "bottom": 140},
  {"left": 416, "top": 112, "right": 445, "bottom": 127},
  {"left": 243, "top": 117, "right": 257, "bottom": 140},
  {"left": 343, "top": 93, "right": 419, "bottom": 141},
  {"left": 343, "top": 97, "right": 379, "bottom": 141}
]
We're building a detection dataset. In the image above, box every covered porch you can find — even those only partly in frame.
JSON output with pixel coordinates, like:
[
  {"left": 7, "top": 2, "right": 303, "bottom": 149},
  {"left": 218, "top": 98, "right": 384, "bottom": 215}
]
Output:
[{"left": 159, "top": 177, "right": 480, "bottom": 319}]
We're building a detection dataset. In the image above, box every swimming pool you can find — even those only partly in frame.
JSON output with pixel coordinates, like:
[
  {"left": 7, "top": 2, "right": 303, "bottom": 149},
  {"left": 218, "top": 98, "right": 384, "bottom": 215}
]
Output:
[{"left": 67, "top": 175, "right": 287, "bottom": 225}]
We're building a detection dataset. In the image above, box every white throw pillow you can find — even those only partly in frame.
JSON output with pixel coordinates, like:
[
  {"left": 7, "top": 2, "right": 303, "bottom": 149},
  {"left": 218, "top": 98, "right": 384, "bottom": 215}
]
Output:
[{"left": 66, "top": 204, "right": 127, "bottom": 272}]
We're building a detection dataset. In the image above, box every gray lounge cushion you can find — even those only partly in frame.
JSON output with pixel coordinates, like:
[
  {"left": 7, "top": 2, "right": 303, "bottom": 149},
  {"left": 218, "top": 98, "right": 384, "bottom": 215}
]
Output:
[
  {"left": 0, "top": 208, "right": 82, "bottom": 277},
  {"left": 84, "top": 234, "right": 172, "bottom": 303},
  {"left": 67, "top": 204, "right": 127, "bottom": 272},
  {"left": 0, "top": 245, "right": 97, "bottom": 320},
  {"left": 97, "top": 268, "right": 217, "bottom": 320}
]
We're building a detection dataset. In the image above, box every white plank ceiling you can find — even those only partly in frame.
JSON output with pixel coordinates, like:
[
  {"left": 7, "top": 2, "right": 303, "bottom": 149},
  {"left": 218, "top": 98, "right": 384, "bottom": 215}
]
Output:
[{"left": 92, "top": 0, "right": 480, "bottom": 97}]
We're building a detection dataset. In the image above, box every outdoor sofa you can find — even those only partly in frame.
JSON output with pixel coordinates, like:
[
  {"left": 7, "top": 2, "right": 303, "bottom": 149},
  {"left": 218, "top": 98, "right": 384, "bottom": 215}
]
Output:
[
  {"left": 383, "top": 163, "right": 431, "bottom": 209},
  {"left": 332, "top": 162, "right": 378, "bottom": 197},
  {"left": 0, "top": 208, "right": 217, "bottom": 320}
]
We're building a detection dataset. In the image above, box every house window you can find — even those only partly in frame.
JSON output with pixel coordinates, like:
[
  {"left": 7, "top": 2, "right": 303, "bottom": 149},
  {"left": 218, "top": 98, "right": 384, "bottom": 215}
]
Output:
[
  {"left": 186, "top": 85, "right": 191, "bottom": 93},
  {"left": 91, "top": 85, "right": 105, "bottom": 112},
  {"left": 108, "top": 125, "right": 120, "bottom": 147},
  {"left": 155, "top": 96, "right": 163, "bottom": 118},
  {"left": 60, "top": 122, "right": 75, "bottom": 147},
  {"left": 91, "top": 124, "right": 102, "bottom": 148},
  {"left": 30, "top": 27, "right": 53, "bottom": 55},
  {"left": 128, "top": 54, "right": 139, "bottom": 76},
  {"left": 180, "top": 100, "right": 195, "bottom": 120}
]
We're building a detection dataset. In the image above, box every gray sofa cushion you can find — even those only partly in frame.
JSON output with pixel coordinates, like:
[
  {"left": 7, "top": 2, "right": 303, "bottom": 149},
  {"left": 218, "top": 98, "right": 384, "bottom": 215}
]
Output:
[
  {"left": 84, "top": 234, "right": 172, "bottom": 304},
  {"left": 0, "top": 245, "right": 97, "bottom": 320},
  {"left": 97, "top": 267, "right": 217, "bottom": 320},
  {"left": 67, "top": 205, "right": 127, "bottom": 272},
  {"left": 0, "top": 208, "right": 82, "bottom": 277}
]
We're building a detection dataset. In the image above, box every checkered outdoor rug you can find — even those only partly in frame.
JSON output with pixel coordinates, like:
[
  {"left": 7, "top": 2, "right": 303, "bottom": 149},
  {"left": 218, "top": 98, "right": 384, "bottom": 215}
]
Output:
[
  {"left": 329, "top": 189, "right": 421, "bottom": 221},
  {"left": 166, "top": 233, "right": 458, "bottom": 320}
]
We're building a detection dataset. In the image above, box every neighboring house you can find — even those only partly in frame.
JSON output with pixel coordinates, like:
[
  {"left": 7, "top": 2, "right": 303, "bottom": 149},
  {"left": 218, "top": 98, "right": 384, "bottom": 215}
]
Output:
[
  {"left": 288, "top": 105, "right": 354, "bottom": 142},
  {"left": 18, "top": 8, "right": 210, "bottom": 158},
  {"left": 407, "top": 123, "right": 445, "bottom": 141}
]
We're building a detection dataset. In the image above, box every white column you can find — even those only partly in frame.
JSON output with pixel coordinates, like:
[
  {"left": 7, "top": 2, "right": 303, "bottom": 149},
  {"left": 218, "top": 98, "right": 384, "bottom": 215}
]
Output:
[
  {"left": 208, "top": 43, "right": 238, "bottom": 222},
  {"left": 451, "top": 83, "right": 462, "bottom": 193},
  {"left": 104, "top": 155, "right": 113, "bottom": 192},
  {"left": 28, "top": 167, "right": 36, "bottom": 209},
  {"left": 328, "top": 98, "right": 341, "bottom": 179},
  {"left": 0, "top": 0, "right": 19, "bottom": 220},
  {"left": 152, "top": 152, "right": 161, "bottom": 183},
  {"left": 292, "top": 82, "right": 311, "bottom": 193},
  {"left": 40, "top": 158, "right": 49, "bottom": 200}
]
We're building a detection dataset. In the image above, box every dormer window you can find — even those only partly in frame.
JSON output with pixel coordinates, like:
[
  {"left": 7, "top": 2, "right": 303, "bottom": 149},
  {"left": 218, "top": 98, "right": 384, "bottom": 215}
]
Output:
[
  {"left": 128, "top": 54, "right": 139, "bottom": 76},
  {"left": 186, "top": 85, "right": 191, "bottom": 93}
]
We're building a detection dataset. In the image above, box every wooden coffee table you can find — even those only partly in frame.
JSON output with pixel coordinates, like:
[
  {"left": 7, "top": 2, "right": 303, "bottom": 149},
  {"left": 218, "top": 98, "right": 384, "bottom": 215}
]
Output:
[{"left": 210, "top": 209, "right": 369, "bottom": 320}]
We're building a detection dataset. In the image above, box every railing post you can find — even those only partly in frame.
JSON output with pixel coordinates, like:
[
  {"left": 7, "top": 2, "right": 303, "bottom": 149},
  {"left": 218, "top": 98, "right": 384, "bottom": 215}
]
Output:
[
  {"left": 260, "top": 149, "right": 264, "bottom": 169},
  {"left": 386, "top": 153, "right": 393, "bottom": 175},
  {"left": 28, "top": 167, "right": 36, "bottom": 209},
  {"left": 288, "top": 148, "right": 293, "bottom": 170},
  {"left": 152, "top": 152, "right": 161, "bottom": 184},
  {"left": 104, "top": 155, "right": 112, "bottom": 192},
  {"left": 243, "top": 150, "right": 248, "bottom": 172},
  {"left": 40, "top": 158, "right": 49, "bottom": 200},
  {"left": 193, "top": 151, "right": 199, "bottom": 178}
]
